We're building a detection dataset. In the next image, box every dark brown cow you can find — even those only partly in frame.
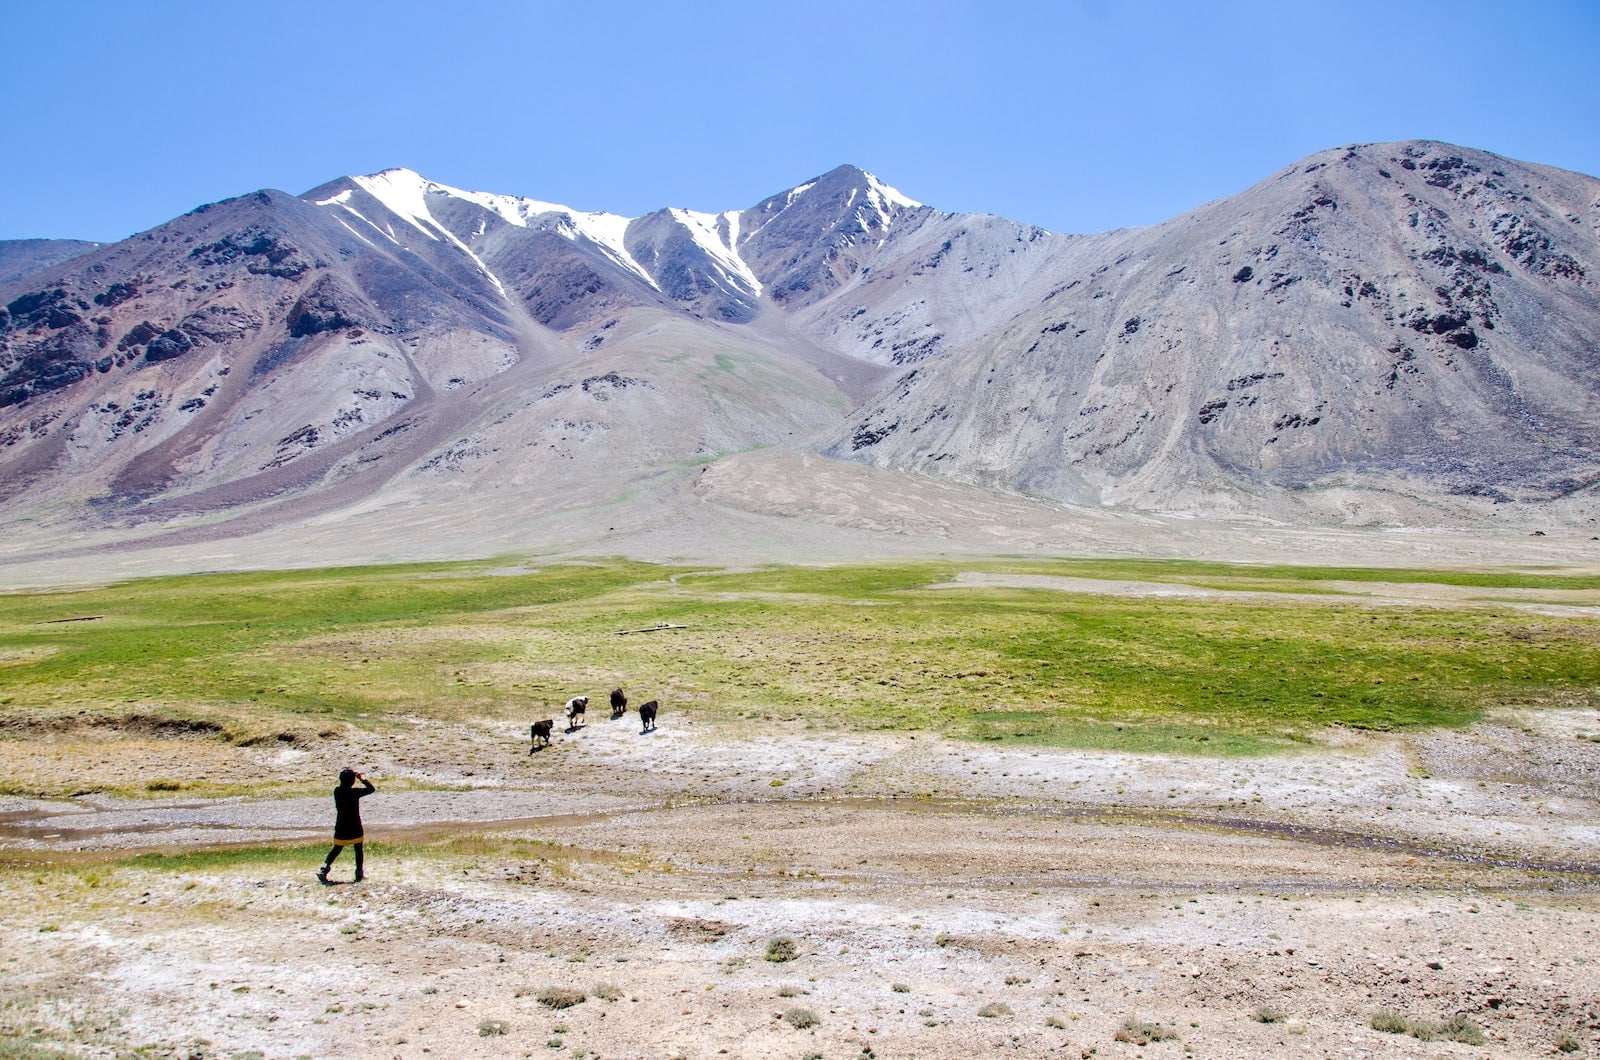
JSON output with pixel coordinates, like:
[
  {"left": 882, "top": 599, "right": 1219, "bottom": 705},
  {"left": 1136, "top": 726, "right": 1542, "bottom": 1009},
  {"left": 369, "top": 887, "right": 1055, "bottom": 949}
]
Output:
[
  {"left": 529, "top": 718, "right": 554, "bottom": 751},
  {"left": 609, "top": 687, "right": 628, "bottom": 718},
  {"left": 638, "top": 699, "right": 658, "bottom": 733}
]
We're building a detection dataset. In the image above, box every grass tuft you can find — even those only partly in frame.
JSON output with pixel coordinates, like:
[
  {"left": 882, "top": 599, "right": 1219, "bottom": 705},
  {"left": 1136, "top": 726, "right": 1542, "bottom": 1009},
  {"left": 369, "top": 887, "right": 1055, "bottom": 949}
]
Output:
[
  {"left": 1115, "top": 1018, "right": 1179, "bottom": 1044},
  {"left": 534, "top": 988, "right": 585, "bottom": 1010},
  {"left": 1371, "top": 1010, "right": 1484, "bottom": 1045}
]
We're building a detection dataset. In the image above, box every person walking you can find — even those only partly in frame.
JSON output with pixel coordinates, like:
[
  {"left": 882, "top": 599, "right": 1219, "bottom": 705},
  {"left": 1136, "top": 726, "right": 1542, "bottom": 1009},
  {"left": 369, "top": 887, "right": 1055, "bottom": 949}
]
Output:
[{"left": 318, "top": 768, "right": 375, "bottom": 884}]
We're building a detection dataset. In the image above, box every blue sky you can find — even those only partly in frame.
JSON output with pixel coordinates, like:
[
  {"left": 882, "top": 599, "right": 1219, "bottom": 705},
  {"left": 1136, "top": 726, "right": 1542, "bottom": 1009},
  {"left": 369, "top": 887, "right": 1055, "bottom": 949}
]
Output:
[{"left": 3, "top": 0, "right": 1597, "bottom": 242}]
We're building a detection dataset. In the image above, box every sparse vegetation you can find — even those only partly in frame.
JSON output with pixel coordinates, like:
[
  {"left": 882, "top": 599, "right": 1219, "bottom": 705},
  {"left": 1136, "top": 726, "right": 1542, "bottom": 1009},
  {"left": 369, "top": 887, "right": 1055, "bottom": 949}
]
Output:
[
  {"left": 978, "top": 1002, "right": 1012, "bottom": 1018},
  {"left": 535, "top": 988, "right": 586, "bottom": 1010},
  {"left": 1253, "top": 1005, "right": 1287, "bottom": 1023},
  {"left": 782, "top": 1007, "right": 820, "bottom": 1029},
  {"left": 1370, "top": 1010, "right": 1485, "bottom": 1045},
  {"left": 476, "top": 1018, "right": 509, "bottom": 1036},
  {"left": 1116, "top": 1019, "right": 1179, "bottom": 1044},
  {"left": 765, "top": 936, "right": 798, "bottom": 963},
  {"left": 1556, "top": 1031, "right": 1582, "bottom": 1053},
  {"left": 590, "top": 982, "right": 622, "bottom": 1001}
]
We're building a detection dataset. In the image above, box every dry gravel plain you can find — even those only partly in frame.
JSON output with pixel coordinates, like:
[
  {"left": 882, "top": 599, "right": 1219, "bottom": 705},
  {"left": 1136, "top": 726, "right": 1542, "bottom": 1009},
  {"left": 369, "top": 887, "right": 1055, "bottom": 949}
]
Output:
[{"left": 3, "top": 700, "right": 1599, "bottom": 1059}]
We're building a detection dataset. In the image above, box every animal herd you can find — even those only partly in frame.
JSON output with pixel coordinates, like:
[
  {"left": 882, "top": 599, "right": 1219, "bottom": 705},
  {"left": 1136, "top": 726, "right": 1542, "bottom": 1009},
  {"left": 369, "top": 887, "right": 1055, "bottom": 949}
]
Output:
[{"left": 529, "top": 687, "right": 659, "bottom": 752}]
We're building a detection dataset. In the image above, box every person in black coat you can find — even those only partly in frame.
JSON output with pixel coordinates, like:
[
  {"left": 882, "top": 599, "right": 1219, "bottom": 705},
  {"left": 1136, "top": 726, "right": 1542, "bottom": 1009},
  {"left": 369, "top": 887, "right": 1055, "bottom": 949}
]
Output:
[{"left": 318, "top": 768, "right": 375, "bottom": 883}]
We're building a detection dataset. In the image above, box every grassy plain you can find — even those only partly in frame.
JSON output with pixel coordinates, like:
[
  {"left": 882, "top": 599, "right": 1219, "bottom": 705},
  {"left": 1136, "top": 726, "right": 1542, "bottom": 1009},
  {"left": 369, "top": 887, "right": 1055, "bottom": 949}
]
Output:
[{"left": 1, "top": 557, "right": 1596, "bottom": 765}]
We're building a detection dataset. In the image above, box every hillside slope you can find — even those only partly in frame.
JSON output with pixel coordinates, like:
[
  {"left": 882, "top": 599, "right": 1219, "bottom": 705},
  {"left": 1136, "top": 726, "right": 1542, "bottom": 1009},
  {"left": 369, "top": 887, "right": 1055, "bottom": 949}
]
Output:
[{"left": 826, "top": 142, "right": 1600, "bottom": 524}]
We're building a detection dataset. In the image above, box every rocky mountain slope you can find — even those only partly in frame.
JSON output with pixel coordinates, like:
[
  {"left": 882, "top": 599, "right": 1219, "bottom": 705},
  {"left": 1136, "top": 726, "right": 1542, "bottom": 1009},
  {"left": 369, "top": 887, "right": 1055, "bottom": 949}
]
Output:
[
  {"left": 1, "top": 142, "right": 1596, "bottom": 572},
  {"left": 828, "top": 143, "right": 1600, "bottom": 524}
]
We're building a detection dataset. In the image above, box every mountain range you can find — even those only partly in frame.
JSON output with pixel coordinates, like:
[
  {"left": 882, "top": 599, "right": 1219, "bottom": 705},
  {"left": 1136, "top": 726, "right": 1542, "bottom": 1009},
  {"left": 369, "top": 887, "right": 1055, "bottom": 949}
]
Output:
[{"left": 2, "top": 140, "right": 1597, "bottom": 576}]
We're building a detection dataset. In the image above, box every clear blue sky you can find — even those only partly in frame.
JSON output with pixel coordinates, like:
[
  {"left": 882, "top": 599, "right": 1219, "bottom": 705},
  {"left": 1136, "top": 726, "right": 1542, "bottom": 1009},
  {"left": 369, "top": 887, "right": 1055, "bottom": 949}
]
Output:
[{"left": 3, "top": 0, "right": 1597, "bottom": 243}]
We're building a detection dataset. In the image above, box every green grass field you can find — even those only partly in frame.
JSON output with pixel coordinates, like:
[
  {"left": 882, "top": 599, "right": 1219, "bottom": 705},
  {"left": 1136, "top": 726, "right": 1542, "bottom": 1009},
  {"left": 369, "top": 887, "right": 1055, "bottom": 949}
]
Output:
[{"left": 1, "top": 557, "right": 1596, "bottom": 755}]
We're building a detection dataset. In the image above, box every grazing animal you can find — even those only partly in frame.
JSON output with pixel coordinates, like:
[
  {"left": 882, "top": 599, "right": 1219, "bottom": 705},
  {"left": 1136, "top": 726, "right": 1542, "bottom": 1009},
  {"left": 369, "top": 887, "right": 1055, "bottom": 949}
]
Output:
[
  {"left": 638, "top": 699, "right": 659, "bottom": 733},
  {"left": 529, "top": 718, "right": 554, "bottom": 751},
  {"left": 564, "top": 695, "right": 589, "bottom": 731},
  {"left": 609, "top": 687, "right": 628, "bottom": 718}
]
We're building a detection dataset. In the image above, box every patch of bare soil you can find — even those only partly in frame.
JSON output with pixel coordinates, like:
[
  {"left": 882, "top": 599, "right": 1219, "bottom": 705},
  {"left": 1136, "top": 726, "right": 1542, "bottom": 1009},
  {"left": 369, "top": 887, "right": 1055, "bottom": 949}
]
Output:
[{"left": 2, "top": 709, "right": 1599, "bottom": 1057}]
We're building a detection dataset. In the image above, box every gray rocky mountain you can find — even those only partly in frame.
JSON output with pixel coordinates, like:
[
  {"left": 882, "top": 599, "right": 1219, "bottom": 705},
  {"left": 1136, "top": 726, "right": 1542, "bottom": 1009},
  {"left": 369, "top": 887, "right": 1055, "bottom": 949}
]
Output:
[
  {"left": 827, "top": 143, "right": 1600, "bottom": 524},
  {"left": 0, "top": 239, "right": 100, "bottom": 287},
  {"left": 1, "top": 142, "right": 1596, "bottom": 573}
]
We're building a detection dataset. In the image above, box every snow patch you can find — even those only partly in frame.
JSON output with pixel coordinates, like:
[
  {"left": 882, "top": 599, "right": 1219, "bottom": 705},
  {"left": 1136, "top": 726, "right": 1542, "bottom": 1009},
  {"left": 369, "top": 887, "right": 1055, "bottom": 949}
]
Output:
[
  {"left": 668, "top": 208, "right": 763, "bottom": 295},
  {"left": 865, "top": 171, "right": 922, "bottom": 210},
  {"left": 419, "top": 182, "right": 658, "bottom": 290}
]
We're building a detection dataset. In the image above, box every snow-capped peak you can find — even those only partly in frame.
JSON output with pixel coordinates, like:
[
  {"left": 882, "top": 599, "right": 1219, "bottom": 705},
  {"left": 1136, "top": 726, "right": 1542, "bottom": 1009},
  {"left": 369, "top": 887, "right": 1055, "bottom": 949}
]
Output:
[
  {"left": 319, "top": 168, "right": 659, "bottom": 291},
  {"left": 313, "top": 165, "right": 929, "bottom": 304}
]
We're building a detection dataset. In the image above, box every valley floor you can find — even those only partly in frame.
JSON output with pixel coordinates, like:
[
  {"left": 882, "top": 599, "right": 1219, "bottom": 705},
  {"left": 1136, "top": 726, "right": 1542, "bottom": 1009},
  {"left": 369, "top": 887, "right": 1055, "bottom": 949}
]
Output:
[{"left": 2, "top": 708, "right": 1598, "bottom": 1058}]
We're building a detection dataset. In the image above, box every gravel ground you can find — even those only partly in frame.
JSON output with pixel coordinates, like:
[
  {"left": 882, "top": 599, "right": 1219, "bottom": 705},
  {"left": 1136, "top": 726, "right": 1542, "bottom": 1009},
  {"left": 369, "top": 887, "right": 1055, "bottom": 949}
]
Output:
[{"left": 2, "top": 704, "right": 1599, "bottom": 1058}]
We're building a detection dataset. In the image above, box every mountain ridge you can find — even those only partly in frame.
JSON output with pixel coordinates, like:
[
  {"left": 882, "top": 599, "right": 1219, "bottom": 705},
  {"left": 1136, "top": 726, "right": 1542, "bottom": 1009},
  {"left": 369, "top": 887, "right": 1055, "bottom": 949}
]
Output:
[{"left": 2, "top": 141, "right": 1597, "bottom": 576}]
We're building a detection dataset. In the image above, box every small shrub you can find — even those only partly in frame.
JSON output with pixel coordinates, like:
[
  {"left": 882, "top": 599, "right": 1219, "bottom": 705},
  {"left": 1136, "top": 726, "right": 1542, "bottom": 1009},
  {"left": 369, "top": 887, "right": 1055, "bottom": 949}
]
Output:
[
  {"left": 978, "top": 1002, "right": 1012, "bottom": 1018},
  {"left": 1004, "top": 974, "right": 1030, "bottom": 986},
  {"left": 765, "top": 936, "right": 798, "bottom": 963},
  {"left": 591, "top": 982, "right": 621, "bottom": 1001},
  {"left": 477, "top": 1018, "right": 509, "bottom": 1036},
  {"left": 1371, "top": 1010, "right": 1411, "bottom": 1035},
  {"left": 934, "top": 932, "right": 952, "bottom": 947},
  {"left": 783, "top": 1007, "right": 820, "bottom": 1029},
  {"left": 536, "top": 987, "right": 586, "bottom": 1010},
  {"left": 891, "top": 982, "right": 910, "bottom": 993},
  {"left": 1115, "top": 1019, "right": 1179, "bottom": 1045},
  {"left": 1371, "top": 1010, "right": 1483, "bottom": 1045},
  {"left": 146, "top": 779, "right": 182, "bottom": 791},
  {"left": 777, "top": 984, "right": 807, "bottom": 997},
  {"left": 1431, "top": 1015, "right": 1485, "bottom": 1046},
  {"left": 1045, "top": 1015, "right": 1067, "bottom": 1029},
  {"left": 1253, "top": 1005, "right": 1287, "bottom": 1024},
  {"left": 1556, "top": 1032, "right": 1581, "bottom": 1053}
]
